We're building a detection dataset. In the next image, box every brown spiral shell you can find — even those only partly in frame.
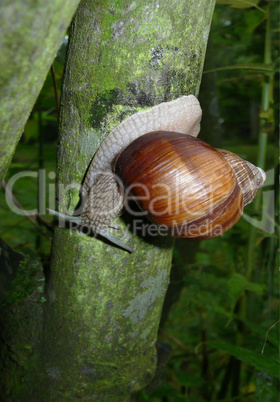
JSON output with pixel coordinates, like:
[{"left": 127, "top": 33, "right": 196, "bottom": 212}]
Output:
[
  {"left": 48, "top": 96, "right": 266, "bottom": 251},
  {"left": 115, "top": 131, "right": 247, "bottom": 239}
]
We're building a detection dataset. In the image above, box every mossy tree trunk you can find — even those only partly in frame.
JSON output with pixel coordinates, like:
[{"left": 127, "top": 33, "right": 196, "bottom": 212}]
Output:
[
  {"left": 0, "top": 0, "right": 80, "bottom": 182},
  {"left": 0, "top": 0, "right": 215, "bottom": 400},
  {"left": 41, "top": 0, "right": 215, "bottom": 400}
]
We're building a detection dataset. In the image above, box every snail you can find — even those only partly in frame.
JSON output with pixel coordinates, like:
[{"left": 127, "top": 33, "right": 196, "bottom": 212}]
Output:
[{"left": 48, "top": 95, "right": 266, "bottom": 253}]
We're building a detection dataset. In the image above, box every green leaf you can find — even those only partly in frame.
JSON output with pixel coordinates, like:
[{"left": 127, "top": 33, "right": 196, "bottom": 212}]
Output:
[
  {"left": 209, "top": 341, "right": 279, "bottom": 377},
  {"left": 226, "top": 273, "right": 265, "bottom": 325},
  {"left": 204, "top": 63, "right": 274, "bottom": 75},
  {"left": 216, "top": 0, "right": 261, "bottom": 9},
  {"left": 227, "top": 273, "right": 265, "bottom": 302}
]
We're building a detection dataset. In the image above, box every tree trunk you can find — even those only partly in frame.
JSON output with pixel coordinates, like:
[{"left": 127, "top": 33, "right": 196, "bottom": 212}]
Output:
[
  {"left": 0, "top": 0, "right": 80, "bottom": 182},
  {"left": 0, "top": 0, "right": 215, "bottom": 400},
  {"left": 41, "top": 0, "right": 215, "bottom": 400}
]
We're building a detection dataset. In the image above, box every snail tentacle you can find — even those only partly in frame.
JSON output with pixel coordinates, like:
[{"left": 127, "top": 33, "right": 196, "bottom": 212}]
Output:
[
  {"left": 47, "top": 208, "right": 82, "bottom": 225},
  {"left": 47, "top": 208, "right": 133, "bottom": 252},
  {"left": 97, "top": 228, "right": 135, "bottom": 253}
]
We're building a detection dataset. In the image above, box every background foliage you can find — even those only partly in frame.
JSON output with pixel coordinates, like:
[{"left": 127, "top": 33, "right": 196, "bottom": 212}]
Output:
[{"left": 0, "top": 1, "right": 278, "bottom": 400}]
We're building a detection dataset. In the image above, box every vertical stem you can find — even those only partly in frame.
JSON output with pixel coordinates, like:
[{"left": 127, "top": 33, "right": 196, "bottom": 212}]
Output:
[
  {"left": 255, "top": 0, "right": 272, "bottom": 197},
  {"left": 36, "top": 110, "right": 43, "bottom": 250},
  {"left": 247, "top": 0, "right": 272, "bottom": 279},
  {"left": 235, "top": 7, "right": 273, "bottom": 395}
]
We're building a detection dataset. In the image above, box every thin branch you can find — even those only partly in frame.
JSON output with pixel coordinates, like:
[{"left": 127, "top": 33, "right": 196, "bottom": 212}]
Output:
[
  {"left": 261, "top": 320, "right": 280, "bottom": 354},
  {"left": 239, "top": 1, "right": 267, "bottom": 13},
  {"left": 204, "top": 63, "right": 274, "bottom": 75}
]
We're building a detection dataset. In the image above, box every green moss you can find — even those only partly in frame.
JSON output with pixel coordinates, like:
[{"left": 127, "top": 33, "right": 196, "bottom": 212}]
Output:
[
  {"left": 0, "top": 0, "right": 80, "bottom": 181},
  {"left": 3, "top": 259, "right": 44, "bottom": 306}
]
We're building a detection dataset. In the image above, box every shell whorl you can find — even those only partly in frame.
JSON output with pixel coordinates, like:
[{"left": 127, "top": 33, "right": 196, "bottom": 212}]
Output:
[
  {"left": 217, "top": 149, "right": 266, "bottom": 206},
  {"left": 83, "top": 95, "right": 202, "bottom": 193}
]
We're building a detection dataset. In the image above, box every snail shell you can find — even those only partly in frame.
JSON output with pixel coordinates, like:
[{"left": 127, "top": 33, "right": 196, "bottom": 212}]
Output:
[
  {"left": 217, "top": 149, "right": 266, "bottom": 206},
  {"left": 114, "top": 131, "right": 265, "bottom": 239},
  {"left": 80, "top": 96, "right": 202, "bottom": 233},
  {"left": 48, "top": 96, "right": 266, "bottom": 251}
]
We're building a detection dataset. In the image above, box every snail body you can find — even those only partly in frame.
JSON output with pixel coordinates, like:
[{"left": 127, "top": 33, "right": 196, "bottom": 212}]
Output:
[{"left": 49, "top": 96, "right": 265, "bottom": 252}]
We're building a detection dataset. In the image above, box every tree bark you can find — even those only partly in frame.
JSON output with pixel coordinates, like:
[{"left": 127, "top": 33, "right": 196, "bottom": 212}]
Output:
[
  {"left": 0, "top": 0, "right": 80, "bottom": 182},
  {"left": 40, "top": 1, "right": 215, "bottom": 399}
]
